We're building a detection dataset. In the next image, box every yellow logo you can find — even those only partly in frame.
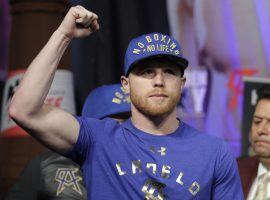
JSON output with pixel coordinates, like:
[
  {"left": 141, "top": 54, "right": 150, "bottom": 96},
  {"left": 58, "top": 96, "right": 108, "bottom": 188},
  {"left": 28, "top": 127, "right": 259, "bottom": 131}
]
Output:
[
  {"left": 150, "top": 146, "right": 166, "bottom": 156},
  {"left": 132, "top": 33, "right": 180, "bottom": 56},
  {"left": 55, "top": 168, "right": 83, "bottom": 196},
  {"left": 112, "top": 86, "right": 130, "bottom": 104}
]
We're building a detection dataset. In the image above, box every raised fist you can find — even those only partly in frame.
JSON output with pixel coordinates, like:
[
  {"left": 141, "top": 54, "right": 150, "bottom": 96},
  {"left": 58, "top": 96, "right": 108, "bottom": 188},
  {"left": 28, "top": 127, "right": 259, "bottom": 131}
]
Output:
[{"left": 57, "top": 5, "right": 99, "bottom": 39}]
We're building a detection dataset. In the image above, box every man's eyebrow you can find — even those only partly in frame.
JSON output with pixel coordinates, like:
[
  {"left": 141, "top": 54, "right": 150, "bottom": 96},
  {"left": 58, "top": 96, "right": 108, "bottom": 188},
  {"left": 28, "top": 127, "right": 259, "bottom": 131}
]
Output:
[
  {"left": 253, "top": 115, "right": 270, "bottom": 121},
  {"left": 253, "top": 116, "right": 262, "bottom": 119}
]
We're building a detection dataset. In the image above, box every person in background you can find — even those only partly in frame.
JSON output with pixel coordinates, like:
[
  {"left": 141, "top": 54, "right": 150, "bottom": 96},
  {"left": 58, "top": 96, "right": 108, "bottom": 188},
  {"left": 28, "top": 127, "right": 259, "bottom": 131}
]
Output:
[
  {"left": 238, "top": 85, "right": 270, "bottom": 200},
  {"left": 5, "top": 84, "right": 130, "bottom": 200}
]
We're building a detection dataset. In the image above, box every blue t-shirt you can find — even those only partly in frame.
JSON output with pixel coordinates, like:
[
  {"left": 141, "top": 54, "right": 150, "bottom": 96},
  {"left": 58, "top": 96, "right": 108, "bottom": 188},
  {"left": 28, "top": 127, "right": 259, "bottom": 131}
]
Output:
[{"left": 67, "top": 117, "right": 244, "bottom": 200}]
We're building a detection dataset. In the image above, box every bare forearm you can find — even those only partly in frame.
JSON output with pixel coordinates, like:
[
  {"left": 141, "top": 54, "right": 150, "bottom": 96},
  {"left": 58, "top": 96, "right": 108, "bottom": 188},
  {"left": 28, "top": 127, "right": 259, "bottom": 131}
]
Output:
[{"left": 10, "top": 30, "right": 71, "bottom": 116}]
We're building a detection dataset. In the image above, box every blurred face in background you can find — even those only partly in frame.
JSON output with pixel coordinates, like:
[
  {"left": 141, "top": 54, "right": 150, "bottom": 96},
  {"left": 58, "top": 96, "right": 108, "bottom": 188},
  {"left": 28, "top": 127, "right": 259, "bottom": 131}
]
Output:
[{"left": 250, "top": 99, "right": 270, "bottom": 158}]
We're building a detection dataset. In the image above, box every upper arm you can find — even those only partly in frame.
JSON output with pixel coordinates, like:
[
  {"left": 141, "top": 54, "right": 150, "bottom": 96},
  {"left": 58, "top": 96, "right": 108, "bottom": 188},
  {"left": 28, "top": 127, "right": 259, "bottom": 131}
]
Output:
[
  {"left": 12, "top": 104, "right": 80, "bottom": 154},
  {"left": 212, "top": 142, "right": 244, "bottom": 200}
]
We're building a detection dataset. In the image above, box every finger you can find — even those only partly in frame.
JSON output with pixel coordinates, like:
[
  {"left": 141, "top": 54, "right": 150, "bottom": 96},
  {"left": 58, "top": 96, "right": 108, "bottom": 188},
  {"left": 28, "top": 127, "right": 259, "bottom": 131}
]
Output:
[
  {"left": 89, "top": 19, "right": 100, "bottom": 32},
  {"left": 75, "top": 5, "right": 98, "bottom": 18},
  {"left": 83, "top": 10, "right": 98, "bottom": 27},
  {"left": 75, "top": 13, "right": 91, "bottom": 27},
  {"left": 73, "top": 7, "right": 86, "bottom": 20},
  {"left": 82, "top": 15, "right": 98, "bottom": 28},
  {"left": 75, "top": 5, "right": 85, "bottom": 10},
  {"left": 91, "top": 13, "right": 98, "bottom": 20},
  {"left": 71, "top": 5, "right": 99, "bottom": 32},
  {"left": 75, "top": 5, "right": 98, "bottom": 21}
]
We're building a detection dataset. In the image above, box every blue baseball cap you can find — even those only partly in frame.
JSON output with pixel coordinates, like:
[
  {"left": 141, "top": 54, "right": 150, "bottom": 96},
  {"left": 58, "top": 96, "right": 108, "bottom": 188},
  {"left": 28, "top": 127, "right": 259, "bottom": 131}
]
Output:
[
  {"left": 124, "top": 33, "right": 189, "bottom": 76},
  {"left": 82, "top": 84, "right": 131, "bottom": 119}
]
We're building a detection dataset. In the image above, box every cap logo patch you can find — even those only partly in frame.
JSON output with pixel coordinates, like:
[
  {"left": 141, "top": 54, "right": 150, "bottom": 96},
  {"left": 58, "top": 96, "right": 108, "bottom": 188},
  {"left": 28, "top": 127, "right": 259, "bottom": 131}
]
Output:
[
  {"left": 112, "top": 87, "right": 130, "bottom": 104},
  {"left": 132, "top": 33, "right": 180, "bottom": 55}
]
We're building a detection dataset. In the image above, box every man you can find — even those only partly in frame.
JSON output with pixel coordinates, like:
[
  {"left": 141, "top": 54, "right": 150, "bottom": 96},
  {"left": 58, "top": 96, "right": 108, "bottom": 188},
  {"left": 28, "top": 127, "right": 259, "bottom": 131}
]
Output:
[
  {"left": 9, "top": 5, "right": 244, "bottom": 199},
  {"left": 5, "top": 84, "right": 131, "bottom": 200},
  {"left": 238, "top": 85, "right": 270, "bottom": 200}
]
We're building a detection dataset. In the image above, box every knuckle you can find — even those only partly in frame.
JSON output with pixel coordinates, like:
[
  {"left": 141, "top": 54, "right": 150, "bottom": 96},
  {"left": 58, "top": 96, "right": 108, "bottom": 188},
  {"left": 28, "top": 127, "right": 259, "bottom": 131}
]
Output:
[{"left": 71, "top": 6, "right": 77, "bottom": 11}]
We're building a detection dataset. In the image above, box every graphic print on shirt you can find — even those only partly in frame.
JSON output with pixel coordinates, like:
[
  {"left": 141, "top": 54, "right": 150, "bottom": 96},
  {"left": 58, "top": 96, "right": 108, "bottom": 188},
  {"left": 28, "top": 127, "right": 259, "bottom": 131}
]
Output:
[
  {"left": 115, "top": 146, "right": 201, "bottom": 199},
  {"left": 55, "top": 168, "right": 83, "bottom": 196}
]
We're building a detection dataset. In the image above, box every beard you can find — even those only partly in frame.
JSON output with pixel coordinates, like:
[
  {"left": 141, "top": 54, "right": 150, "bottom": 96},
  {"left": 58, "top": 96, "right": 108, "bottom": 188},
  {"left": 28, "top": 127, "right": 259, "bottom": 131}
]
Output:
[{"left": 130, "top": 88, "right": 181, "bottom": 117}]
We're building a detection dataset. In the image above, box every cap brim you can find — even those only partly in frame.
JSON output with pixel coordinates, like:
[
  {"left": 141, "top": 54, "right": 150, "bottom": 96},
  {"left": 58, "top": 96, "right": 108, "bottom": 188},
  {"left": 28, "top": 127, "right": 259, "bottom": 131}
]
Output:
[{"left": 125, "top": 54, "right": 189, "bottom": 76}]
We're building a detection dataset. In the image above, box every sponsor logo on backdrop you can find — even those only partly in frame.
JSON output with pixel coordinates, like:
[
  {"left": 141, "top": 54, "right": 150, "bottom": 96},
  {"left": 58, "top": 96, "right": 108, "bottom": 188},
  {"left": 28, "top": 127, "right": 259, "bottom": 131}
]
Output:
[{"left": 1, "top": 70, "right": 76, "bottom": 137}]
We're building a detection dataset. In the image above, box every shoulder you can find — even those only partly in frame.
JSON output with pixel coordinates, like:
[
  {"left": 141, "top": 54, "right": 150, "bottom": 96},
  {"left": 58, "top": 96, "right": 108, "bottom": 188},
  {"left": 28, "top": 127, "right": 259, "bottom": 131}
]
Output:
[
  {"left": 77, "top": 116, "right": 119, "bottom": 132},
  {"left": 180, "top": 122, "right": 232, "bottom": 166},
  {"left": 182, "top": 122, "right": 225, "bottom": 147},
  {"left": 74, "top": 116, "right": 124, "bottom": 144}
]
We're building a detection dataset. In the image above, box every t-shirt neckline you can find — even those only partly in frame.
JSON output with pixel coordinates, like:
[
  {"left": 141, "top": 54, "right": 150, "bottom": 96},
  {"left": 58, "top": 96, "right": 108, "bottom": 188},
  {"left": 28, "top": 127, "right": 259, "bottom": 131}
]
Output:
[{"left": 122, "top": 118, "right": 186, "bottom": 140}]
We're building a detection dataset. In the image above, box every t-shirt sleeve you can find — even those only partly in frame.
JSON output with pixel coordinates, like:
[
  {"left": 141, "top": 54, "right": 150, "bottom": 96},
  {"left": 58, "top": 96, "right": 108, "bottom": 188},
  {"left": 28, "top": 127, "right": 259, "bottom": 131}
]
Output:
[
  {"left": 212, "top": 141, "right": 244, "bottom": 200},
  {"left": 65, "top": 116, "right": 95, "bottom": 166}
]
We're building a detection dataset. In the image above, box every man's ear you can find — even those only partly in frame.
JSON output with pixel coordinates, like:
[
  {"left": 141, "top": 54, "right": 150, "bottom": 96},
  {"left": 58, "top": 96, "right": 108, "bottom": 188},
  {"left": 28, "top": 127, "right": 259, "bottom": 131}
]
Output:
[
  {"left": 180, "top": 77, "right": 186, "bottom": 88},
  {"left": 120, "top": 76, "right": 130, "bottom": 93}
]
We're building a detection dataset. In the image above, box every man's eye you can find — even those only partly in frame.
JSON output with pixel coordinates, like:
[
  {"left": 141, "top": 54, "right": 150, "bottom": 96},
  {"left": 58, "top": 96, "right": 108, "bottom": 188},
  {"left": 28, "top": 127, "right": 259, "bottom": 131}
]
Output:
[
  {"left": 164, "top": 69, "right": 175, "bottom": 75},
  {"left": 142, "top": 69, "right": 153, "bottom": 75},
  {"left": 253, "top": 120, "right": 261, "bottom": 124}
]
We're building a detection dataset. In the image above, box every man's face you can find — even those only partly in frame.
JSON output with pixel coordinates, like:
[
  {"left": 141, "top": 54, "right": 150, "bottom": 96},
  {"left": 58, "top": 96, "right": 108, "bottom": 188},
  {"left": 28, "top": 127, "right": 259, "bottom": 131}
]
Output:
[
  {"left": 251, "top": 99, "right": 270, "bottom": 158},
  {"left": 122, "top": 58, "right": 186, "bottom": 117}
]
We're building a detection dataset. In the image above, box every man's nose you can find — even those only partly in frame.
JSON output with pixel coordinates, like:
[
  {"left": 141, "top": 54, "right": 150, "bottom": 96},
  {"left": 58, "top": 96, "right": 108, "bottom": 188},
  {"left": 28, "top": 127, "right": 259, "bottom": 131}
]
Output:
[
  {"left": 258, "top": 121, "right": 270, "bottom": 136},
  {"left": 153, "top": 72, "right": 165, "bottom": 87}
]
